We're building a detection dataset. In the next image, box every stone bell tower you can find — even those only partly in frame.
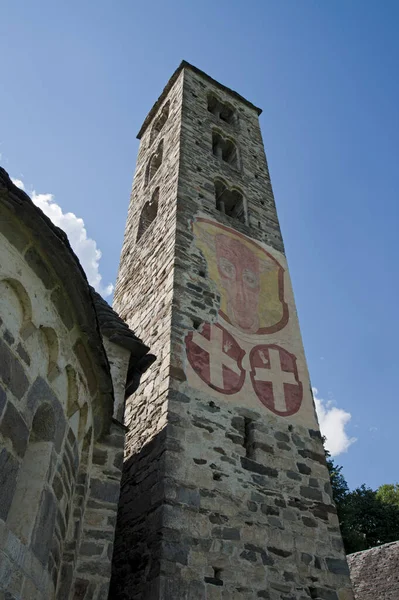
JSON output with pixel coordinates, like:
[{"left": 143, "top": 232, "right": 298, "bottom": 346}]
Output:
[{"left": 110, "top": 62, "right": 353, "bottom": 600}]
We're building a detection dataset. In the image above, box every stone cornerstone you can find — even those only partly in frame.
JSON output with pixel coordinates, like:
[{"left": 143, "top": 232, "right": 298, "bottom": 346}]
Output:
[
  {"left": 110, "top": 62, "right": 355, "bottom": 599},
  {"left": 0, "top": 168, "right": 152, "bottom": 600}
]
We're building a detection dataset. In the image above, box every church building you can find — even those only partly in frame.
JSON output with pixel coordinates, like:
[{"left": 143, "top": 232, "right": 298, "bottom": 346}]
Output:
[{"left": 0, "top": 62, "right": 355, "bottom": 600}]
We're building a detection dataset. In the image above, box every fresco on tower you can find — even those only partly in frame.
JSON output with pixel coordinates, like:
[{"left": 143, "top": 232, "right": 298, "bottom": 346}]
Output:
[{"left": 185, "top": 217, "right": 316, "bottom": 425}]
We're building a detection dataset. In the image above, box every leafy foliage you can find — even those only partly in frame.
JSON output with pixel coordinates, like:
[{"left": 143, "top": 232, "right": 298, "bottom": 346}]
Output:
[
  {"left": 376, "top": 483, "right": 399, "bottom": 507},
  {"left": 326, "top": 452, "right": 399, "bottom": 554}
]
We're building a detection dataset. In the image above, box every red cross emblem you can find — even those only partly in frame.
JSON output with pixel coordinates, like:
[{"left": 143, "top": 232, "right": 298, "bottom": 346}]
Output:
[
  {"left": 249, "top": 344, "right": 303, "bottom": 416},
  {"left": 185, "top": 323, "right": 245, "bottom": 395}
]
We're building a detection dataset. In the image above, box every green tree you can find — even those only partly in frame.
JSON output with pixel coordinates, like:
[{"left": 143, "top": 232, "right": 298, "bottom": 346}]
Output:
[
  {"left": 325, "top": 453, "right": 399, "bottom": 554},
  {"left": 339, "top": 484, "right": 399, "bottom": 553},
  {"left": 376, "top": 483, "right": 399, "bottom": 507}
]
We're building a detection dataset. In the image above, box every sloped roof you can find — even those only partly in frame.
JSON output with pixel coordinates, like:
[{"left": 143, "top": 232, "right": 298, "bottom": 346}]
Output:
[
  {"left": 91, "top": 287, "right": 149, "bottom": 360},
  {"left": 348, "top": 541, "right": 399, "bottom": 599}
]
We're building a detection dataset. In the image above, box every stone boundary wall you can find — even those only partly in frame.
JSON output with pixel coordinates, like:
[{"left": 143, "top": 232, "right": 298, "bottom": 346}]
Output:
[{"left": 348, "top": 541, "right": 399, "bottom": 599}]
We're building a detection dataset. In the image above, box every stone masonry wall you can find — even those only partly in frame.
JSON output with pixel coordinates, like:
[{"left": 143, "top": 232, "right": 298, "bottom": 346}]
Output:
[
  {"left": 110, "top": 71, "right": 184, "bottom": 598},
  {"left": 158, "top": 66, "right": 354, "bottom": 600},
  {"left": 347, "top": 541, "right": 399, "bottom": 599},
  {"left": 110, "top": 63, "right": 354, "bottom": 600},
  {"left": 0, "top": 176, "right": 125, "bottom": 600}
]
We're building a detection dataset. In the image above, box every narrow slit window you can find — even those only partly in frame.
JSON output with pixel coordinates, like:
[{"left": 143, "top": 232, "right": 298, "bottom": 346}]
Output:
[{"left": 243, "top": 417, "right": 254, "bottom": 459}]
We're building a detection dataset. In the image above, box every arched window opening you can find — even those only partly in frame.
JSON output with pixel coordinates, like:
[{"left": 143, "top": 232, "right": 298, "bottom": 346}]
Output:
[
  {"left": 212, "top": 132, "right": 239, "bottom": 169},
  {"left": 145, "top": 140, "right": 163, "bottom": 187},
  {"left": 215, "top": 180, "right": 247, "bottom": 225},
  {"left": 7, "top": 403, "right": 56, "bottom": 549},
  {"left": 150, "top": 102, "right": 170, "bottom": 145},
  {"left": 208, "top": 94, "right": 236, "bottom": 125},
  {"left": 136, "top": 188, "right": 159, "bottom": 242}
]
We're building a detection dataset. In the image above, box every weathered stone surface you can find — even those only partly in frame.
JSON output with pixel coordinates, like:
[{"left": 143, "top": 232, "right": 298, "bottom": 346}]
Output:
[
  {"left": 24, "top": 246, "right": 55, "bottom": 289},
  {"left": 3, "top": 330, "right": 15, "bottom": 346},
  {"left": 110, "top": 62, "right": 352, "bottom": 600},
  {"left": 240, "top": 457, "right": 278, "bottom": 477},
  {"left": 0, "top": 169, "right": 135, "bottom": 600},
  {"left": 31, "top": 489, "right": 57, "bottom": 565},
  {"left": 0, "top": 384, "right": 6, "bottom": 417},
  {"left": 326, "top": 557, "right": 350, "bottom": 575},
  {"left": 90, "top": 479, "right": 120, "bottom": 504},
  {"left": 0, "top": 401, "right": 29, "bottom": 458},
  {"left": 26, "top": 376, "right": 66, "bottom": 453},
  {"left": 50, "top": 288, "right": 75, "bottom": 330},
  {"left": 0, "top": 448, "right": 19, "bottom": 520},
  {"left": 300, "top": 486, "right": 323, "bottom": 502},
  {"left": 16, "top": 343, "right": 30, "bottom": 366},
  {"left": 0, "top": 338, "right": 29, "bottom": 400}
]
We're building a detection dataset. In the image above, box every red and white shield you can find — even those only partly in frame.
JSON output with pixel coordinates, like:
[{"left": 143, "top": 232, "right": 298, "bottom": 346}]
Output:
[
  {"left": 185, "top": 323, "right": 245, "bottom": 394},
  {"left": 249, "top": 344, "right": 303, "bottom": 416}
]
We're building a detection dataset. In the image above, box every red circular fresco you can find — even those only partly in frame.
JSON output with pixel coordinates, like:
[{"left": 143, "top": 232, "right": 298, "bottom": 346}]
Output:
[
  {"left": 249, "top": 344, "right": 303, "bottom": 416},
  {"left": 185, "top": 322, "right": 246, "bottom": 395}
]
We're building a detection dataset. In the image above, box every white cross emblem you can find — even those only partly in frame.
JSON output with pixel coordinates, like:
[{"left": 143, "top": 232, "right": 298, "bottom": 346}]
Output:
[
  {"left": 253, "top": 347, "right": 298, "bottom": 412},
  {"left": 191, "top": 325, "right": 242, "bottom": 389}
]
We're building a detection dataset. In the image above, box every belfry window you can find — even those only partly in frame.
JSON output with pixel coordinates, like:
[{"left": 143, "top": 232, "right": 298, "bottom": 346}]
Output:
[
  {"left": 150, "top": 102, "right": 170, "bottom": 145},
  {"left": 212, "top": 132, "right": 239, "bottom": 169},
  {"left": 208, "top": 94, "right": 236, "bottom": 125},
  {"left": 215, "top": 179, "right": 247, "bottom": 224},
  {"left": 137, "top": 187, "right": 159, "bottom": 242},
  {"left": 145, "top": 140, "right": 163, "bottom": 186}
]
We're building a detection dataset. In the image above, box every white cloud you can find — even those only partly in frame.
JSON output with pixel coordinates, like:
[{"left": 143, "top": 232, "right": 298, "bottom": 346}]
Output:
[
  {"left": 11, "top": 178, "right": 25, "bottom": 191},
  {"left": 313, "top": 387, "right": 356, "bottom": 457},
  {"left": 11, "top": 177, "right": 113, "bottom": 297}
]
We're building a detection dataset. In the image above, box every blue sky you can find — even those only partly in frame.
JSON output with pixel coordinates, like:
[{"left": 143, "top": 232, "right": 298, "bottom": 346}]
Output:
[{"left": 1, "top": 0, "right": 398, "bottom": 490}]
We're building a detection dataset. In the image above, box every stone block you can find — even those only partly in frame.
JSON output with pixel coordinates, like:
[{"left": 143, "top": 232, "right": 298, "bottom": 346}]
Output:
[
  {"left": 80, "top": 541, "right": 104, "bottom": 556},
  {"left": 93, "top": 448, "right": 108, "bottom": 466},
  {"left": 325, "top": 557, "right": 350, "bottom": 576},
  {"left": 0, "top": 401, "right": 29, "bottom": 458},
  {"left": 0, "top": 447, "right": 19, "bottom": 520},
  {"left": 211, "top": 527, "right": 240, "bottom": 540},
  {"left": 0, "top": 338, "right": 29, "bottom": 400},
  {"left": 26, "top": 377, "right": 66, "bottom": 453},
  {"left": 240, "top": 457, "right": 278, "bottom": 478},
  {"left": 31, "top": 488, "right": 57, "bottom": 565},
  {"left": 0, "top": 384, "right": 6, "bottom": 417},
  {"left": 3, "top": 330, "right": 14, "bottom": 346},
  {"left": 175, "top": 486, "right": 200, "bottom": 508},
  {"left": 24, "top": 246, "right": 55, "bottom": 289},
  {"left": 73, "top": 339, "right": 97, "bottom": 395},
  {"left": 16, "top": 343, "right": 30, "bottom": 366},
  {"left": 297, "top": 462, "right": 311, "bottom": 475},
  {"left": 0, "top": 210, "right": 29, "bottom": 252},
  {"left": 300, "top": 486, "right": 323, "bottom": 502},
  {"left": 50, "top": 288, "right": 74, "bottom": 330},
  {"left": 90, "top": 479, "right": 120, "bottom": 504}
]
